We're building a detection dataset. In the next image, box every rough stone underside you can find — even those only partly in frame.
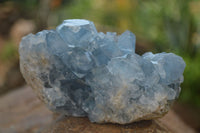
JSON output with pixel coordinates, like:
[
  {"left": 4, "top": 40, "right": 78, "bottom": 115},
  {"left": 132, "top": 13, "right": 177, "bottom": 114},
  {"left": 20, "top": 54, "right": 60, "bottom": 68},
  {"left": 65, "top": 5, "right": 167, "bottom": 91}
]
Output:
[{"left": 19, "top": 19, "right": 186, "bottom": 124}]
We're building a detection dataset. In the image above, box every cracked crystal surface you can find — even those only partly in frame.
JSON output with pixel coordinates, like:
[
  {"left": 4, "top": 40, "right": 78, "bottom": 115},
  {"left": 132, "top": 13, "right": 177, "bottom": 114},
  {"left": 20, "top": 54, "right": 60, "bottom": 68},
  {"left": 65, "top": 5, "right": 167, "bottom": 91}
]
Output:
[{"left": 19, "top": 19, "right": 185, "bottom": 124}]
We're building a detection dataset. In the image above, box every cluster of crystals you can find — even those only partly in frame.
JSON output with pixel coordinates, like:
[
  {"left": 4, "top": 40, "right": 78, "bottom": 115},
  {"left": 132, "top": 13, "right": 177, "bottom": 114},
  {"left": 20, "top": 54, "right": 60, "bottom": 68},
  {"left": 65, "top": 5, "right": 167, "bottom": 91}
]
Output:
[{"left": 19, "top": 19, "right": 185, "bottom": 124}]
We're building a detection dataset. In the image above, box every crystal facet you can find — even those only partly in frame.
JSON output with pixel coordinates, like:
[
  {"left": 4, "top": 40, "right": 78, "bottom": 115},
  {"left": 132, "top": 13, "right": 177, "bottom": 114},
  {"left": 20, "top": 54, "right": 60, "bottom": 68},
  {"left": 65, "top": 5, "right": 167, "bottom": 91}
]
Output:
[{"left": 19, "top": 19, "right": 186, "bottom": 124}]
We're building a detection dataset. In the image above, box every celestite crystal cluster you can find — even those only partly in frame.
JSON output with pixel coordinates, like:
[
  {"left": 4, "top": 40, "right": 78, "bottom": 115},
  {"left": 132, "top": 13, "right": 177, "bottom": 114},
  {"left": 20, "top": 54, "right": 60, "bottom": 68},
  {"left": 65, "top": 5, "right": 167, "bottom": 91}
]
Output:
[{"left": 19, "top": 19, "right": 185, "bottom": 124}]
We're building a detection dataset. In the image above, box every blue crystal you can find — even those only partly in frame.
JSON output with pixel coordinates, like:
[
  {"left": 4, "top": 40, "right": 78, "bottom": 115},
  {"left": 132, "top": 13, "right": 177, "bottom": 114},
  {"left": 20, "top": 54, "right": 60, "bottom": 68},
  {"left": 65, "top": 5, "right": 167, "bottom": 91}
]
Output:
[
  {"left": 117, "top": 30, "right": 136, "bottom": 54},
  {"left": 19, "top": 19, "right": 186, "bottom": 124}
]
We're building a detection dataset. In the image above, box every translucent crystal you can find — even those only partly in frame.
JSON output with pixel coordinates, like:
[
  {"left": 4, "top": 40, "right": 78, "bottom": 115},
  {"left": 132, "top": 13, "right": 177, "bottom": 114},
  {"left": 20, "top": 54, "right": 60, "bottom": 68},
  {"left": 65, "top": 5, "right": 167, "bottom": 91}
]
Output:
[
  {"left": 19, "top": 19, "right": 186, "bottom": 124},
  {"left": 117, "top": 30, "right": 136, "bottom": 54}
]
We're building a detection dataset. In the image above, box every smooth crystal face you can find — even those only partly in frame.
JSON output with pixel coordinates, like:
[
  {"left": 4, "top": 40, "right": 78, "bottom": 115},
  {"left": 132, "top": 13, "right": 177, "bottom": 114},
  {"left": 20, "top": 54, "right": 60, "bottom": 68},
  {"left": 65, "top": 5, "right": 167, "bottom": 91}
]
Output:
[{"left": 19, "top": 19, "right": 186, "bottom": 124}]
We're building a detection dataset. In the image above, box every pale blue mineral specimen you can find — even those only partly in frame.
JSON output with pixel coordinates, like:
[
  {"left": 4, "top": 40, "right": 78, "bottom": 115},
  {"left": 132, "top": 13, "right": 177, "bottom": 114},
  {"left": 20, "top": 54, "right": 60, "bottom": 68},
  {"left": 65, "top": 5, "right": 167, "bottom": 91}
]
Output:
[{"left": 19, "top": 19, "right": 186, "bottom": 124}]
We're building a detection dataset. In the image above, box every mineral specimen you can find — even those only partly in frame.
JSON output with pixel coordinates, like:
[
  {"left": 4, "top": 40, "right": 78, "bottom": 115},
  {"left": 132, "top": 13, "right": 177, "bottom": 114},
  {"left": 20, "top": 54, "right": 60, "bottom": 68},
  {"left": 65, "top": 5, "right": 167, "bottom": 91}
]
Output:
[{"left": 19, "top": 19, "right": 186, "bottom": 124}]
